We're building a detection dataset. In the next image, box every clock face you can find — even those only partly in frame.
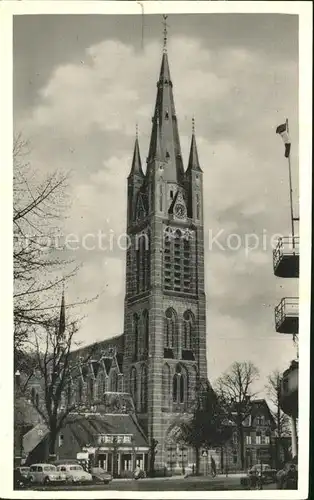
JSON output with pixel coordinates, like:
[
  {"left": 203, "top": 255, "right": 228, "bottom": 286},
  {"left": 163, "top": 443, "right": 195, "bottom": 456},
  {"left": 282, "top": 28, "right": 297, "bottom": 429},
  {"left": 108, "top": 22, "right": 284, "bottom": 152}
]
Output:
[{"left": 174, "top": 203, "right": 186, "bottom": 218}]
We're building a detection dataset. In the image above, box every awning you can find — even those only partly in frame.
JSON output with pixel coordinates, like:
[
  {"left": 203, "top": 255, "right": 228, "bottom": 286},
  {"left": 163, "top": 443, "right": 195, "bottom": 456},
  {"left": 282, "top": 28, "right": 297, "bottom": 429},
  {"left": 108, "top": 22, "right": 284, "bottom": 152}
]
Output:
[{"left": 23, "top": 423, "right": 49, "bottom": 454}]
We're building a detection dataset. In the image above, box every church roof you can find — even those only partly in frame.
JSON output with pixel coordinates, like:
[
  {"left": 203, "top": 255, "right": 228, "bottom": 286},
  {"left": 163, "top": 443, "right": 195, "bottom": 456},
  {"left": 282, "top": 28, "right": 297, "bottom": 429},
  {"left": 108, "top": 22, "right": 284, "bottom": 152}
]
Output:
[
  {"left": 187, "top": 131, "right": 202, "bottom": 173},
  {"left": 71, "top": 334, "right": 124, "bottom": 362},
  {"left": 147, "top": 51, "right": 185, "bottom": 183},
  {"left": 128, "top": 136, "right": 144, "bottom": 178}
]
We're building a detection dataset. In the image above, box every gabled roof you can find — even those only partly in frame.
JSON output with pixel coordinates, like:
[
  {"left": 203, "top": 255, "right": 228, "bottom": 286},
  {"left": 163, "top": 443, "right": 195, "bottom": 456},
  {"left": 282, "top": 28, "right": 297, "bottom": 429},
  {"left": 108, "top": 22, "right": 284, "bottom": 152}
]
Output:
[{"left": 65, "top": 413, "right": 148, "bottom": 448}]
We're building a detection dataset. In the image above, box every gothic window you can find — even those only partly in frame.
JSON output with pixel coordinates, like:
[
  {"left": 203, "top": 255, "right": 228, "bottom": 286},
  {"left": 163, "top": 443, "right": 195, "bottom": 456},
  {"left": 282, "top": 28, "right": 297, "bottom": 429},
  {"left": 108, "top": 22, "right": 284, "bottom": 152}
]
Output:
[
  {"left": 164, "top": 308, "right": 177, "bottom": 358},
  {"left": 142, "top": 310, "right": 149, "bottom": 357},
  {"left": 31, "top": 387, "right": 35, "bottom": 404},
  {"left": 133, "top": 313, "right": 139, "bottom": 362},
  {"left": 130, "top": 367, "right": 137, "bottom": 409},
  {"left": 163, "top": 227, "right": 194, "bottom": 294},
  {"left": 182, "top": 311, "right": 195, "bottom": 360},
  {"left": 136, "top": 232, "right": 150, "bottom": 293},
  {"left": 97, "top": 372, "right": 104, "bottom": 400},
  {"left": 35, "top": 393, "right": 39, "bottom": 407},
  {"left": 159, "top": 183, "right": 163, "bottom": 212},
  {"left": 162, "top": 364, "right": 171, "bottom": 411},
  {"left": 140, "top": 365, "right": 148, "bottom": 412},
  {"left": 88, "top": 378, "right": 94, "bottom": 402},
  {"left": 172, "top": 364, "right": 187, "bottom": 405},
  {"left": 78, "top": 378, "right": 83, "bottom": 402},
  {"left": 196, "top": 193, "right": 200, "bottom": 219},
  {"left": 110, "top": 371, "right": 118, "bottom": 392}
]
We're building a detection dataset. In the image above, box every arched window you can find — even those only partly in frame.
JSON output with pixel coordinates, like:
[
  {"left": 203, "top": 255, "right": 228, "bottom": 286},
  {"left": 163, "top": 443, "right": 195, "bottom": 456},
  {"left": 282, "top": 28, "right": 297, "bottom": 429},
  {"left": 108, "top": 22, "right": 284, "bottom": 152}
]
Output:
[
  {"left": 110, "top": 371, "right": 118, "bottom": 392},
  {"left": 159, "top": 183, "right": 163, "bottom": 212},
  {"left": 140, "top": 365, "right": 148, "bottom": 412},
  {"left": 130, "top": 367, "right": 137, "bottom": 408},
  {"left": 31, "top": 387, "right": 36, "bottom": 404},
  {"left": 164, "top": 308, "right": 177, "bottom": 358},
  {"left": 162, "top": 364, "right": 171, "bottom": 411},
  {"left": 133, "top": 313, "right": 139, "bottom": 361},
  {"left": 196, "top": 193, "right": 200, "bottom": 219},
  {"left": 144, "top": 232, "right": 150, "bottom": 291},
  {"left": 143, "top": 310, "right": 149, "bottom": 357},
  {"left": 35, "top": 392, "right": 39, "bottom": 407},
  {"left": 78, "top": 378, "right": 83, "bottom": 403},
  {"left": 97, "top": 372, "right": 104, "bottom": 400},
  {"left": 183, "top": 311, "right": 195, "bottom": 353},
  {"left": 89, "top": 378, "right": 94, "bottom": 402},
  {"left": 172, "top": 364, "right": 187, "bottom": 405}
]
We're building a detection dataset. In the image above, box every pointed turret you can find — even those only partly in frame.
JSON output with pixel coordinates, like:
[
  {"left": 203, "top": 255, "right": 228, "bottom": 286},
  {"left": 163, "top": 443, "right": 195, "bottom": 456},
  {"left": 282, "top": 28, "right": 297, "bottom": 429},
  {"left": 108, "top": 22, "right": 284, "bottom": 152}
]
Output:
[
  {"left": 147, "top": 19, "right": 184, "bottom": 183},
  {"left": 128, "top": 127, "right": 144, "bottom": 179},
  {"left": 187, "top": 118, "right": 202, "bottom": 172}
]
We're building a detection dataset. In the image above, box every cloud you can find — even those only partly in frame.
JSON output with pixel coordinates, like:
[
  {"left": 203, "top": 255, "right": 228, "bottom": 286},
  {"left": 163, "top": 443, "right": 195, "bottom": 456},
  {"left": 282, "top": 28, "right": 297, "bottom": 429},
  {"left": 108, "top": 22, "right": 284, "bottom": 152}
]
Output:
[{"left": 15, "top": 28, "right": 298, "bottom": 388}]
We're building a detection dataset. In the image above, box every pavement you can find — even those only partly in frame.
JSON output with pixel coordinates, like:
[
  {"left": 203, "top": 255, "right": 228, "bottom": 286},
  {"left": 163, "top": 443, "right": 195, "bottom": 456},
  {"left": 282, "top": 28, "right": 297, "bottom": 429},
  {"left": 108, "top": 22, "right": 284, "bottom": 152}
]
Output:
[{"left": 30, "top": 475, "right": 278, "bottom": 491}]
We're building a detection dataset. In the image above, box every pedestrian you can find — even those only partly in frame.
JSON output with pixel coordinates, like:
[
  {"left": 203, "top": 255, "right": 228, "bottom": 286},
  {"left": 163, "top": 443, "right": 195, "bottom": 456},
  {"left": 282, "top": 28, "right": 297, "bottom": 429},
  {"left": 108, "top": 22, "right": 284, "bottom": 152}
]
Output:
[{"left": 210, "top": 456, "right": 216, "bottom": 478}]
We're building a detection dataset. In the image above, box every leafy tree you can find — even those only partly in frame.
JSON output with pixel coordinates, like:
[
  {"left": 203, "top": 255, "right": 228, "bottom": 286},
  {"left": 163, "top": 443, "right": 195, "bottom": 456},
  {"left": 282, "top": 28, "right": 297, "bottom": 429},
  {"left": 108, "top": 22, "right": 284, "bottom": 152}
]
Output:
[
  {"left": 215, "top": 361, "right": 259, "bottom": 469},
  {"left": 181, "top": 381, "right": 233, "bottom": 475}
]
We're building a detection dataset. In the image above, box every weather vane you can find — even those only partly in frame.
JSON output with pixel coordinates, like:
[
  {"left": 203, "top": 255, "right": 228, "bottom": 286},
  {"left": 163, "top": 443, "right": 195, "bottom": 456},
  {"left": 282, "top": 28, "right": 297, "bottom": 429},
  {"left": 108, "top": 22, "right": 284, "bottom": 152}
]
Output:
[
  {"left": 162, "top": 15, "right": 168, "bottom": 53},
  {"left": 192, "top": 117, "right": 195, "bottom": 135}
]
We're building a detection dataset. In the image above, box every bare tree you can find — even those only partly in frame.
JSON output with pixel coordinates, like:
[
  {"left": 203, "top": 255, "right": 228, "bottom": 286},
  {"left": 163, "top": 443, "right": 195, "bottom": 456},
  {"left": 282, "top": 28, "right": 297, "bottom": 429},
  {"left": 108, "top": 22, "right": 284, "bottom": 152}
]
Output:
[
  {"left": 215, "top": 361, "right": 260, "bottom": 470},
  {"left": 13, "top": 134, "right": 97, "bottom": 357},
  {"left": 266, "top": 370, "right": 291, "bottom": 467},
  {"left": 30, "top": 293, "right": 96, "bottom": 461}
]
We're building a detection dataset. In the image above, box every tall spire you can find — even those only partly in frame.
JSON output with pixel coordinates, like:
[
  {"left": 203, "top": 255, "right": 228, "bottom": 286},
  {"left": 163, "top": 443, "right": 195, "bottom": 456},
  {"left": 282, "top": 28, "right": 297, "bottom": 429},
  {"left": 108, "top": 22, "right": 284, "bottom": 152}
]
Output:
[
  {"left": 187, "top": 117, "right": 202, "bottom": 172},
  {"left": 58, "top": 286, "right": 66, "bottom": 337},
  {"left": 128, "top": 126, "right": 144, "bottom": 178},
  {"left": 147, "top": 15, "right": 184, "bottom": 183},
  {"left": 163, "top": 14, "right": 168, "bottom": 53}
]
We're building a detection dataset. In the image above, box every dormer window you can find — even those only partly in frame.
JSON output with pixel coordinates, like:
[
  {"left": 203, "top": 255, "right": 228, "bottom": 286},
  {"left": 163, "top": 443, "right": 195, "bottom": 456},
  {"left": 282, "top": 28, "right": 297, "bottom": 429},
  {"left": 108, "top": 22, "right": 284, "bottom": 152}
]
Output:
[{"left": 166, "top": 151, "right": 170, "bottom": 159}]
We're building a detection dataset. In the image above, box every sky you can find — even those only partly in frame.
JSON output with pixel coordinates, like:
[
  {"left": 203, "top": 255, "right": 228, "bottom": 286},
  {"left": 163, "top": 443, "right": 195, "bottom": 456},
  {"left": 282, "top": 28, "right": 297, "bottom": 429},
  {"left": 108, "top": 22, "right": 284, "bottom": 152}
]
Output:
[{"left": 13, "top": 13, "right": 299, "bottom": 397}]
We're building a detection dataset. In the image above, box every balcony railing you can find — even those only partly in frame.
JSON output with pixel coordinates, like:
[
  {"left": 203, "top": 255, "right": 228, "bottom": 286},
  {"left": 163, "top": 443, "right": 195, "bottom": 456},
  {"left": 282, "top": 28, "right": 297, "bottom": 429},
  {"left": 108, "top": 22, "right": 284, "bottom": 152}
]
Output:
[
  {"left": 280, "top": 360, "right": 298, "bottom": 417},
  {"left": 273, "top": 236, "right": 299, "bottom": 278},
  {"left": 275, "top": 297, "right": 299, "bottom": 334}
]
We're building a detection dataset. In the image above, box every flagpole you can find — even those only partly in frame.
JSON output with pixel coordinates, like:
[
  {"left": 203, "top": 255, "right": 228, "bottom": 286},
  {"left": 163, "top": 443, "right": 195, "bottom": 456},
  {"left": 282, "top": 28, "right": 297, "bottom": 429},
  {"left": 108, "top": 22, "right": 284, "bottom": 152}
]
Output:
[{"left": 285, "top": 118, "right": 296, "bottom": 251}]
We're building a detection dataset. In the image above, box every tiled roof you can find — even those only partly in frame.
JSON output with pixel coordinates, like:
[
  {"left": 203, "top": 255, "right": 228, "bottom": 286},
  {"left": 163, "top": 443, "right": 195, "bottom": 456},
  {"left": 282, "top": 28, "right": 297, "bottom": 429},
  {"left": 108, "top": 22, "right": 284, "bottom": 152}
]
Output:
[
  {"left": 65, "top": 413, "right": 148, "bottom": 448},
  {"left": 14, "top": 396, "right": 42, "bottom": 427},
  {"left": 23, "top": 423, "right": 49, "bottom": 454},
  {"left": 72, "top": 334, "right": 124, "bottom": 360}
]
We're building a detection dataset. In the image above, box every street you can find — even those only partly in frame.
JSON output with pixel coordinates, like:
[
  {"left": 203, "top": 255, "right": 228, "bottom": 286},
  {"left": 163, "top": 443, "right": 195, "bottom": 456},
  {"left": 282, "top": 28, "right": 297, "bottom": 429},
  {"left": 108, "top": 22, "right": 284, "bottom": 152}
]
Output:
[{"left": 31, "top": 475, "right": 278, "bottom": 491}]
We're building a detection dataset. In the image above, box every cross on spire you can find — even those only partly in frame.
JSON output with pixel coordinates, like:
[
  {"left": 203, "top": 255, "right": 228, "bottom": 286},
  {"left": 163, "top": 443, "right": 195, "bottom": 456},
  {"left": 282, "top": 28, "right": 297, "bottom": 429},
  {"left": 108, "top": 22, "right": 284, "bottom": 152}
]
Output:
[{"left": 162, "top": 15, "right": 168, "bottom": 53}]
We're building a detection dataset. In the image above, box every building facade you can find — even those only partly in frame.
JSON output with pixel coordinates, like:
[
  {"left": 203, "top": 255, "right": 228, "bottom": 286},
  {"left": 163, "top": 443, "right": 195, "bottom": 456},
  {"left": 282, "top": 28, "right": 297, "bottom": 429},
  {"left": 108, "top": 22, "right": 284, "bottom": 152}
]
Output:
[
  {"left": 122, "top": 34, "right": 207, "bottom": 468},
  {"left": 18, "top": 31, "right": 208, "bottom": 472}
]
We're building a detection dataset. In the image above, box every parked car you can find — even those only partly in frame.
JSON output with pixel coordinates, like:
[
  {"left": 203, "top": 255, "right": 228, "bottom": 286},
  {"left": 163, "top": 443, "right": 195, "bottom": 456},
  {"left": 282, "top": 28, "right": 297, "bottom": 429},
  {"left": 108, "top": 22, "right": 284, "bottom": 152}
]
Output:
[
  {"left": 14, "top": 468, "right": 30, "bottom": 489},
  {"left": 276, "top": 463, "right": 298, "bottom": 489},
  {"left": 56, "top": 464, "right": 93, "bottom": 484},
  {"left": 90, "top": 467, "right": 112, "bottom": 484},
  {"left": 16, "top": 467, "right": 30, "bottom": 481},
  {"left": 240, "top": 464, "right": 277, "bottom": 488},
  {"left": 27, "top": 464, "right": 67, "bottom": 485}
]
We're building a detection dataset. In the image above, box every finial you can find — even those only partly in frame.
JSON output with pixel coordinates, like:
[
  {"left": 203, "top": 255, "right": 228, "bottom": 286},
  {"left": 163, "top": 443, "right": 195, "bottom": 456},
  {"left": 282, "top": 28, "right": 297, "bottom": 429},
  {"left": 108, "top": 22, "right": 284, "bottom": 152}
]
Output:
[
  {"left": 162, "top": 15, "right": 168, "bottom": 53},
  {"left": 136, "top": 122, "right": 138, "bottom": 139},
  {"left": 192, "top": 116, "right": 195, "bottom": 135}
]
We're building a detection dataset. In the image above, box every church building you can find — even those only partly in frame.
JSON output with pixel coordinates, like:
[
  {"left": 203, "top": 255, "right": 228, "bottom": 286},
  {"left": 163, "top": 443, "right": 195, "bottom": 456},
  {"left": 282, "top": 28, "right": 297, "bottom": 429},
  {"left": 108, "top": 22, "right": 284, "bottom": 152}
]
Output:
[{"left": 20, "top": 21, "right": 209, "bottom": 473}]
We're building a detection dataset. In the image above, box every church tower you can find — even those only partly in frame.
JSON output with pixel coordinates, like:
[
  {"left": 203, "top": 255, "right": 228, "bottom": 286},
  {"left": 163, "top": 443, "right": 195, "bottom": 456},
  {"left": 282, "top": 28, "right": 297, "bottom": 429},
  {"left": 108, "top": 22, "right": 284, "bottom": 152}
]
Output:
[{"left": 123, "top": 18, "right": 207, "bottom": 468}]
